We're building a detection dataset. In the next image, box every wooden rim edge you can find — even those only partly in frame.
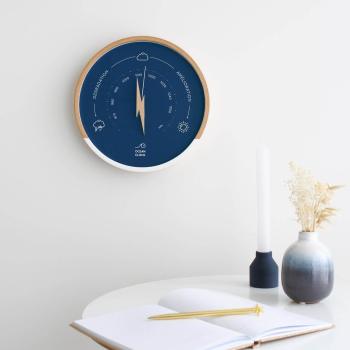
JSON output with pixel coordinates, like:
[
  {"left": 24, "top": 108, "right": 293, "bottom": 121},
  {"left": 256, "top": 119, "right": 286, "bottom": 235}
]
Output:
[{"left": 74, "top": 36, "right": 209, "bottom": 140}]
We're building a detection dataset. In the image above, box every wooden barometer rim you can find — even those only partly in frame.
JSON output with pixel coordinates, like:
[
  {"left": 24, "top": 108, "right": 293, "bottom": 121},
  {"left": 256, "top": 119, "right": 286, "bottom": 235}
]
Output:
[{"left": 74, "top": 36, "right": 209, "bottom": 140}]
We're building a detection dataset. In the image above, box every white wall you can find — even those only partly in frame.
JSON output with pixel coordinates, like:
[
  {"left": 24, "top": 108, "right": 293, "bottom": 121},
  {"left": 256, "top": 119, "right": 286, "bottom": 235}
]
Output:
[{"left": 1, "top": 1, "right": 349, "bottom": 349}]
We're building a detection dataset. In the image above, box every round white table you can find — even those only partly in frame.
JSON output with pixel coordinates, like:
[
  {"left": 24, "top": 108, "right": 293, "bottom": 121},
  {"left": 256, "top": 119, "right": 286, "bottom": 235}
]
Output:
[{"left": 83, "top": 275, "right": 349, "bottom": 350}]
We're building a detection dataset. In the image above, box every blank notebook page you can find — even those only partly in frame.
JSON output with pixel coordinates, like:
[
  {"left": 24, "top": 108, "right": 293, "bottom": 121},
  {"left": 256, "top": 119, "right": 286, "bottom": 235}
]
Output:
[
  {"left": 73, "top": 304, "right": 253, "bottom": 350},
  {"left": 158, "top": 288, "right": 332, "bottom": 341}
]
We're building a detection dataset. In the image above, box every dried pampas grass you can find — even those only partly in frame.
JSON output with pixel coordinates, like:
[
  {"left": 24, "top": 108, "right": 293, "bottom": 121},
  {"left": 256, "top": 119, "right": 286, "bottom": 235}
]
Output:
[{"left": 286, "top": 162, "right": 345, "bottom": 232}]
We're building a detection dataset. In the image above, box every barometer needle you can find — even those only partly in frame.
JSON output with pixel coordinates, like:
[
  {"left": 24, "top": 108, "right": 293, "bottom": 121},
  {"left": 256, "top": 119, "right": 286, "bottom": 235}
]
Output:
[{"left": 136, "top": 74, "right": 145, "bottom": 135}]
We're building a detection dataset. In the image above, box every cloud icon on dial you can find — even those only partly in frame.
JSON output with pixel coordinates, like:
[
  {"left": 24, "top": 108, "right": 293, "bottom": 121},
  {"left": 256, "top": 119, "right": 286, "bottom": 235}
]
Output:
[{"left": 137, "top": 52, "right": 149, "bottom": 61}]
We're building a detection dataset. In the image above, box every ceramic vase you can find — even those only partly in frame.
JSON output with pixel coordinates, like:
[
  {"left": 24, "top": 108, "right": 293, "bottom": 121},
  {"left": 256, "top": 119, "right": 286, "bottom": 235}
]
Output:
[{"left": 282, "top": 232, "right": 334, "bottom": 303}]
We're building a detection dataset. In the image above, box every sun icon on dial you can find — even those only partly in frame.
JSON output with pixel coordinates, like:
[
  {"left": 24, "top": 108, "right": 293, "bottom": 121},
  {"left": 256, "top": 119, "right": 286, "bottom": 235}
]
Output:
[{"left": 178, "top": 121, "right": 189, "bottom": 133}]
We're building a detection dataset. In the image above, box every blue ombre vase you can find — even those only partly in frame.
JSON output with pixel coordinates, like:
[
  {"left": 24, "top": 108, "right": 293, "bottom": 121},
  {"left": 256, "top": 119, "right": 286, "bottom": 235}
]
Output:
[{"left": 282, "top": 232, "right": 334, "bottom": 303}]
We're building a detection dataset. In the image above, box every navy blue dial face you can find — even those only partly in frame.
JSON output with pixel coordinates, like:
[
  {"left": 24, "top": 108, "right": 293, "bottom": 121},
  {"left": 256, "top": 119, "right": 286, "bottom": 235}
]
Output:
[{"left": 78, "top": 39, "right": 207, "bottom": 168}]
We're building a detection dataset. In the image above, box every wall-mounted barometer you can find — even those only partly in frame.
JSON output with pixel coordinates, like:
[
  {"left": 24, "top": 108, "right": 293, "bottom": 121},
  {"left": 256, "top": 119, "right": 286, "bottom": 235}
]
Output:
[{"left": 75, "top": 37, "right": 209, "bottom": 172}]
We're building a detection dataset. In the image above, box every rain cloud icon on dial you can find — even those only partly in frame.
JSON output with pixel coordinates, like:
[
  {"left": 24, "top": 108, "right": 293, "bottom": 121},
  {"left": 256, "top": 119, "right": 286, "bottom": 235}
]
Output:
[{"left": 93, "top": 120, "right": 105, "bottom": 132}]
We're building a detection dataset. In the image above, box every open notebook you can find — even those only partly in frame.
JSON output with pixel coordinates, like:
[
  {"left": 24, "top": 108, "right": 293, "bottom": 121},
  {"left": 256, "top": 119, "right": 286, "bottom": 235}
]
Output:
[{"left": 71, "top": 288, "right": 334, "bottom": 350}]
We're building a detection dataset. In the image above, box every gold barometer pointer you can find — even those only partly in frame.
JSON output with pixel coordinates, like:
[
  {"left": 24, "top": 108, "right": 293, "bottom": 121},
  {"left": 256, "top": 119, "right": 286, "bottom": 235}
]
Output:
[{"left": 136, "top": 67, "right": 146, "bottom": 135}]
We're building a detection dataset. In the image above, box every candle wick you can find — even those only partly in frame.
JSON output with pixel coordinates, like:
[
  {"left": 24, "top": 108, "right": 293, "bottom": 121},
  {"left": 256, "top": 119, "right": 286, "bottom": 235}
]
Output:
[{"left": 258, "top": 138, "right": 264, "bottom": 146}]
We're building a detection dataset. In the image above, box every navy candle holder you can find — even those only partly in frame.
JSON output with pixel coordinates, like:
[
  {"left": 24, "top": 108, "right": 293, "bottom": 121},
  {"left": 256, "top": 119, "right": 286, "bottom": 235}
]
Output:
[{"left": 250, "top": 251, "right": 279, "bottom": 288}]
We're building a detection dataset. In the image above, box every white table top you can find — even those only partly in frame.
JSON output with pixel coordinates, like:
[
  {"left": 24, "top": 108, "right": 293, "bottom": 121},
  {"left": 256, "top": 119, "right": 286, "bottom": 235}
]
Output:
[{"left": 83, "top": 275, "right": 349, "bottom": 350}]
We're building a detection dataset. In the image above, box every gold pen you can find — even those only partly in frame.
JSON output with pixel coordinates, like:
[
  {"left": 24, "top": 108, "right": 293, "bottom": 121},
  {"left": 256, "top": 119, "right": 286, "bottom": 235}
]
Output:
[{"left": 149, "top": 304, "right": 264, "bottom": 320}]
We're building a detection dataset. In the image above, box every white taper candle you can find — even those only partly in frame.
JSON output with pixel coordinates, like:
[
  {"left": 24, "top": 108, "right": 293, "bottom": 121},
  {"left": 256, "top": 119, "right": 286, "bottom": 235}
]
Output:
[{"left": 256, "top": 142, "right": 271, "bottom": 252}]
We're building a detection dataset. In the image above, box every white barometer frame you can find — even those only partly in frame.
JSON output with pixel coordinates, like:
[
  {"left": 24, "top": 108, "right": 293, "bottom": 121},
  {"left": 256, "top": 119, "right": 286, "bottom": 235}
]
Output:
[{"left": 74, "top": 36, "right": 209, "bottom": 172}]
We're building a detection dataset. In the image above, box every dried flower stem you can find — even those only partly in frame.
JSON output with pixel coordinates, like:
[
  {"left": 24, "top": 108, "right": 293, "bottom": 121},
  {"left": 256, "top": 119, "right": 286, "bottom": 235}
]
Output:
[{"left": 286, "top": 162, "right": 345, "bottom": 232}]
